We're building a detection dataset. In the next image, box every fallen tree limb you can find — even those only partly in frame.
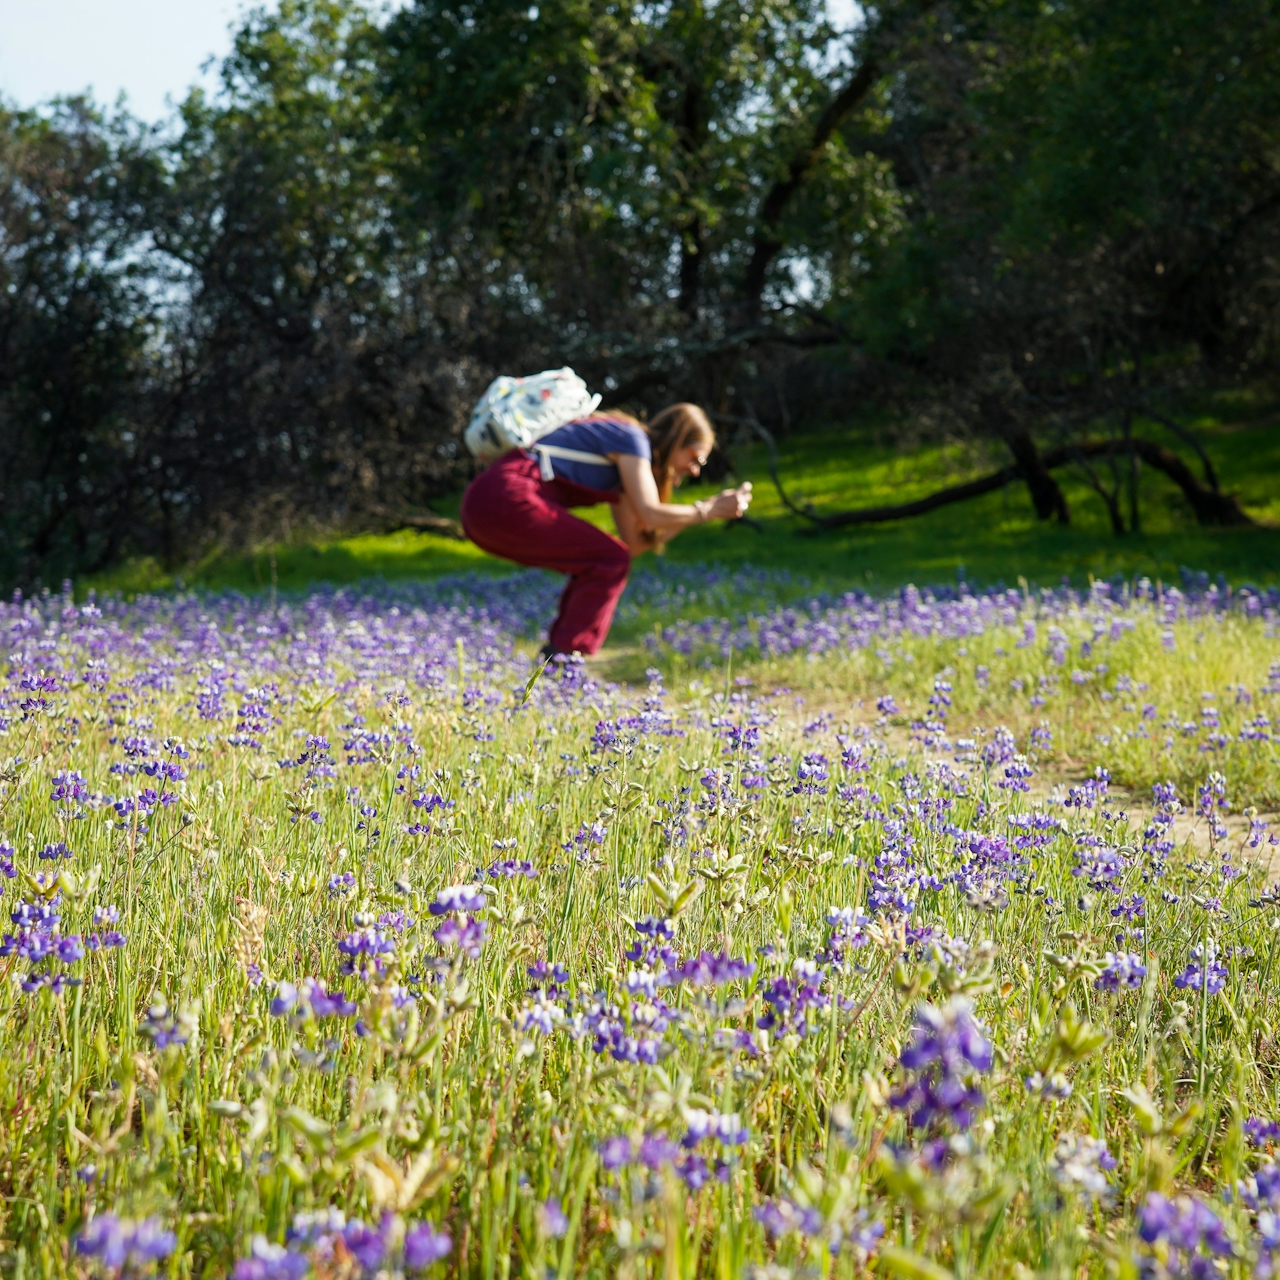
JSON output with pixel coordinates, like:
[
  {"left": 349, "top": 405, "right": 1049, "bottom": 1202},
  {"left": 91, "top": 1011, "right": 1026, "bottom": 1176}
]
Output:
[
  {"left": 793, "top": 437, "right": 1254, "bottom": 533},
  {"left": 1139, "top": 410, "right": 1220, "bottom": 492},
  {"left": 383, "top": 512, "right": 466, "bottom": 540}
]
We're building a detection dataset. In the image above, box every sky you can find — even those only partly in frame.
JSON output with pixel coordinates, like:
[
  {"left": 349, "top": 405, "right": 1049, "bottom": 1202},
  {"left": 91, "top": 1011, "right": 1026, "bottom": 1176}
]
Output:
[
  {"left": 0, "top": 0, "right": 247, "bottom": 121},
  {"left": 0, "top": 0, "right": 864, "bottom": 123}
]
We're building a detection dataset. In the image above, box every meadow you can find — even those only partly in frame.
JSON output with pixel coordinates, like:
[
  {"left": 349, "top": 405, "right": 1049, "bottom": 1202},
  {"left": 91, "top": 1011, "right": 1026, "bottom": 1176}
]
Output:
[
  {"left": 2, "top": 563, "right": 1280, "bottom": 1279},
  {"left": 85, "top": 392, "right": 1280, "bottom": 600}
]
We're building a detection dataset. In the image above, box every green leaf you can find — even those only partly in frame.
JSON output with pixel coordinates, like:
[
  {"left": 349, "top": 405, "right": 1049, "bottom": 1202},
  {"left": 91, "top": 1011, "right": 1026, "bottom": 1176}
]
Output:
[
  {"left": 281, "top": 1106, "right": 331, "bottom": 1150},
  {"left": 877, "top": 1244, "right": 956, "bottom": 1280}
]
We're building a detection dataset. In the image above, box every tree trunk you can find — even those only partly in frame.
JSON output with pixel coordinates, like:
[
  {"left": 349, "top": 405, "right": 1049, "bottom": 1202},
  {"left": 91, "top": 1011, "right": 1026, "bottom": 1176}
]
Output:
[
  {"left": 980, "top": 397, "right": 1070, "bottom": 524},
  {"left": 1123, "top": 410, "right": 1141, "bottom": 533}
]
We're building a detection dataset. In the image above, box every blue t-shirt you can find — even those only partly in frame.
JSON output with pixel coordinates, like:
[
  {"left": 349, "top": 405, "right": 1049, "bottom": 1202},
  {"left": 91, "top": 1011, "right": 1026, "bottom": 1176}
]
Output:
[{"left": 529, "top": 418, "right": 651, "bottom": 492}]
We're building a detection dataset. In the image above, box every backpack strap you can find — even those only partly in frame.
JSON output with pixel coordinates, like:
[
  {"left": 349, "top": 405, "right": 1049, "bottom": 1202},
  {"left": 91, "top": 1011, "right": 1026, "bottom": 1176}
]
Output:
[{"left": 530, "top": 443, "right": 612, "bottom": 482}]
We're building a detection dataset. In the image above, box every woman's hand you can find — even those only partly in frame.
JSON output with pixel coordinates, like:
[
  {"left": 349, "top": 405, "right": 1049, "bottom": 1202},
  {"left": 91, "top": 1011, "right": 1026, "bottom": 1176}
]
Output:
[
  {"left": 698, "top": 482, "right": 753, "bottom": 522},
  {"left": 615, "top": 455, "right": 752, "bottom": 534}
]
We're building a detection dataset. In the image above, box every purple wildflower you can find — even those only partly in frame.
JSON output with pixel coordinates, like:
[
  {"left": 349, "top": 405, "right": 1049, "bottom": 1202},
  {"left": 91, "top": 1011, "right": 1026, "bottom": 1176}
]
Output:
[
  {"left": 538, "top": 1199, "right": 568, "bottom": 1239},
  {"left": 890, "top": 997, "right": 992, "bottom": 1131},
  {"left": 429, "top": 885, "right": 486, "bottom": 915},
  {"left": 233, "top": 1238, "right": 309, "bottom": 1280},
  {"left": 404, "top": 1222, "right": 453, "bottom": 1268},
  {"left": 1173, "top": 940, "right": 1229, "bottom": 995},
  {"left": 1095, "top": 953, "right": 1147, "bottom": 992},
  {"left": 77, "top": 1213, "right": 176, "bottom": 1272},
  {"left": 599, "top": 1135, "right": 633, "bottom": 1171}
]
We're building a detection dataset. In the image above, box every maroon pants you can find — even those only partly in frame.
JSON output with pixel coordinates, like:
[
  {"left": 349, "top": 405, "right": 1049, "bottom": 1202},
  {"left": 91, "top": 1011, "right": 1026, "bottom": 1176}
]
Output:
[{"left": 460, "top": 451, "right": 631, "bottom": 655}]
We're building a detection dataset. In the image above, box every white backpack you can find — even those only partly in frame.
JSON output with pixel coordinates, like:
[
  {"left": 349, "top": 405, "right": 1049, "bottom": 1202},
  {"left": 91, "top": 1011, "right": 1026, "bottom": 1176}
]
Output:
[{"left": 464, "top": 367, "right": 603, "bottom": 465}]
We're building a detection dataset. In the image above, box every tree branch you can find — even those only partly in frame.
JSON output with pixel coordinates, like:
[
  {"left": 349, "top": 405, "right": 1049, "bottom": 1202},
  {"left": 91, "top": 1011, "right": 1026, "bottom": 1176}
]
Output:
[
  {"left": 374, "top": 510, "right": 465, "bottom": 540},
  {"left": 791, "top": 437, "right": 1254, "bottom": 533},
  {"left": 742, "top": 54, "right": 881, "bottom": 321},
  {"left": 1140, "top": 409, "right": 1220, "bottom": 491}
]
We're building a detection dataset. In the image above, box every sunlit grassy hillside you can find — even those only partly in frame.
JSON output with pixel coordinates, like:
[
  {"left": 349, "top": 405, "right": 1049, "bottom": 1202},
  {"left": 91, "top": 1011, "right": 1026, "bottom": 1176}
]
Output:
[{"left": 85, "top": 393, "right": 1280, "bottom": 600}]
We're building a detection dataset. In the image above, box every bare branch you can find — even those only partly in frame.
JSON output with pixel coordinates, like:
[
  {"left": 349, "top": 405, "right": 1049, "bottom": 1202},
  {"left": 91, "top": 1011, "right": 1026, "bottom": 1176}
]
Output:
[{"left": 789, "top": 438, "right": 1254, "bottom": 533}]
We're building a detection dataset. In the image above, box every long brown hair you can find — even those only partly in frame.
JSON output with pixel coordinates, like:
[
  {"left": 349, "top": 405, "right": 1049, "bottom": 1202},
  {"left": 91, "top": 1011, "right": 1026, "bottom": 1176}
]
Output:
[
  {"left": 644, "top": 403, "right": 716, "bottom": 501},
  {"left": 588, "top": 404, "right": 716, "bottom": 501}
]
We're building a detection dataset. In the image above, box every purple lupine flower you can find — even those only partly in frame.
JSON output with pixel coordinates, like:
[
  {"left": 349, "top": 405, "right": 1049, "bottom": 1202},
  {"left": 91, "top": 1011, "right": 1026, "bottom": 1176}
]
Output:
[
  {"left": 997, "top": 758, "right": 1034, "bottom": 792},
  {"left": 567, "top": 821, "right": 608, "bottom": 853},
  {"left": 55, "top": 934, "right": 85, "bottom": 963},
  {"left": 487, "top": 859, "right": 537, "bottom": 879},
  {"left": 633, "top": 915, "right": 674, "bottom": 940},
  {"left": 890, "top": 997, "right": 992, "bottom": 1131},
  {"left": 1247, "top": 1119, "right": 1280, "bottom": 1148},
  {"left": 1048, "top": 1134, "right": 1116, "bottom": 1196},
  {"left": 664, "top": 951, "right": 755, "bottom": 988},
  {"left": 981, "top": 726, "right": 1018, "bottom": 767},
  {"left": 429, "top": 885, "right": 486, "bottom": 916},
  {"left": 77, "top": 1213, "right": 176, "bottom": 1271},
  {"left": 794, "top": 751, "right": 830, "bottom": 795},
  {"left": 51, "top": 770, "right": 89, "bottom": 806},
  {"left": 1095, "top": 953, "right": 1147, "bottom": 992},
  {"left": 757, "top": 960, "right": 830, "bottom": 1037},
  {"left": 755, "top": 1197, "right": 824, "bottom": 1239},
  {"left": 1110, "top": 894, "right": 1145, "bottom": 921},
  {"left": 599, "top": 1135, "right": 634, "bottom": 1171},
  {"left": 270, "top": 981, "right": 298, "bottom": 1016},
  {"left": 433, "top": 915, "right": 487, "bottom": 958},
  {"left": 142, "top": 758, "right": 186, "bottom": 782},
  {"left": 514, "top": 995, "right": 565, "bottom": 1037},
  {"left": 337, "top": 927, "right": 396, "bottom": 980},
  {"left": 139, "top": 998, "right": 187, "bottom": 1048},
  {"left": 681, "top": 1110, "right": 748, "bottom": 1148},
  {"left": 300, "top": 977, "right": 357, "bottom": 1018},
  {"left": 676, "top": 1153, "right": 712, "bottom": 1190},
  {"left": 287, "top": 1208, "right": 348, "bottom": 1247},
  {"left": 1138, "top": 1192, "right": 1231, "bottom": 1258},
  {"left": 412, "top": 793, "right": 453, "bottom": 813},
  {"left": 899, "top": 997, "right": 993, "bottom": 1074},
  {"left": 327, "top": 872, "right": 355, "bottom": 898},
  {"left": 527, "top": 960, "right": 569, "bottom": 996},
  {"left": 819, "top": 907, "right": 871, "bottom": 967},
  {"left": 538, "top": 1199, "right": 568, "bottom": 1239},
  {"left": 233, "top": 1237, "right": 309, "bottom": 1280},
  {"left": 340, "top": 1216, "right": 390, "bottom": 1271},
  {"left": 77, "top": 1213, "right": 131, "bottom": 1269},
  {"left": 1173, "top": 940, "right": 1229, "bottom": 995},
  {"left": 404, "top": 1221, "right": 453, "bottom": 1268},
  {"left": 1236, "top": 1162, "right": 1280, "bottom": 1210},
  {"left": 638, "top": 1132, "right": 680, "bottom": 1169}
]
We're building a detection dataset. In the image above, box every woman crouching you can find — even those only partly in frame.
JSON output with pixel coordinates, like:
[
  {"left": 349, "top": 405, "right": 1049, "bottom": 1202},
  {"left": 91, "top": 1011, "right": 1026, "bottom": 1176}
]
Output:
[{"left": 460, "top": 403, "right": 752, "bottom": 657}]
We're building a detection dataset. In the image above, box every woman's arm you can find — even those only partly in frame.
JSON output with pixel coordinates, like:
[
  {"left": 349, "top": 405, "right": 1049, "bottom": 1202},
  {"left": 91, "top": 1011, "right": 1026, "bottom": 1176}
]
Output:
[
  {"left": 613, "top": 454, "right": 751, "bottom": 534},
  {"left": 611, "top": 493, "right": 654, "bottom": 554}
]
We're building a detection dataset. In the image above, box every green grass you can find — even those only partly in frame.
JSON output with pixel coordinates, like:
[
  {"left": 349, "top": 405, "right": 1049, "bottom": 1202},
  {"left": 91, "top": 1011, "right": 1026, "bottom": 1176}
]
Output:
[
  {"left": 14, "top": 393, "right": 1280, "bottom": 1279},
  {"left": 3, "top": 588, "right": 1279, "bottom": 1277},
  {"left": 86, "top": 528, "right": 507, "bottom": 598},
  {"left": 83, "top": 390, "right": 1280, "bottom": 600}
]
